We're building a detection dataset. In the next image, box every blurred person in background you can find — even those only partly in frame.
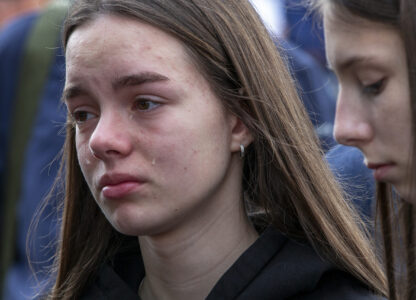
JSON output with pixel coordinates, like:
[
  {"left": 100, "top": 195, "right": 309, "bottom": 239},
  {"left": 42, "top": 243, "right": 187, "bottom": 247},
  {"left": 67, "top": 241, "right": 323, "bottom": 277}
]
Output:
[
  {"left": 284, "top": 0, "right": 326, "bottom": 67},
  {"left": 0, "top": 0, "right": 49, "bottom": 28},
  {"left": 0, "top": 1, "right": 67, "bottom": 299},
  {"left": 251, "top": 0, "right": 336, "bottom": 150}
]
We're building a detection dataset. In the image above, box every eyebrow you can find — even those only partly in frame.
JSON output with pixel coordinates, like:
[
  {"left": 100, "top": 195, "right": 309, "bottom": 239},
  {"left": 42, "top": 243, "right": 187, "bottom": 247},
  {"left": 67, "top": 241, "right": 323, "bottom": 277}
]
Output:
[
  {"left": 63, "top": 71, "right": 170, "bottom": 102},
  {"left": 112, "top": 72, "right": 169, "bottom": 91},
  {"left": 62, "top": 85, "right": 88, "bottom": 102},
  {"left": 328, "top": 56, "right": 377, "bottom": 73}
]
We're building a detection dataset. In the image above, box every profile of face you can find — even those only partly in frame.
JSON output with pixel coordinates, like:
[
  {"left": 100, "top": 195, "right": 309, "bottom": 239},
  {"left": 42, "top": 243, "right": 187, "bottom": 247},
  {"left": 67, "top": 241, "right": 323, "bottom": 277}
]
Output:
[
  {"left": 64, "top": 15, "right": 251, "bottom": 236},
  {"left": 324, "top": 12, "right": 413, "bottom": 202}
]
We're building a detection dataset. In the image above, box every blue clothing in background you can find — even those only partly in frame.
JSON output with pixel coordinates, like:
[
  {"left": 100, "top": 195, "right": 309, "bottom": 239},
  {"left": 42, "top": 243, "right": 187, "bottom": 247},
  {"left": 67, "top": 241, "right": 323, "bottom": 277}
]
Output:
[
  {"left": 326, "top": 145, "right": 376, "bottom": 219},
  {"left": 285, "top": 0, "right": 326, "bottom": 66},
  {"left": 0, "top": 12, "right": 66, "bottom": 300},
  {"left": 280, "top": 39, "right": 337, "bottom": 151},
  {"left": 0, "top": 13, "right": 38, "bottom": 196}
]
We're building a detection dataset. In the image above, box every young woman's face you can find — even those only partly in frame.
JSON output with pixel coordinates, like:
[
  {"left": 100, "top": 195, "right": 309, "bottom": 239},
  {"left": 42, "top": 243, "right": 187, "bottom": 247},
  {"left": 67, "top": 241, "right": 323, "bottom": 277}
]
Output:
[
  {"left": 324, "top": 13, "right": 413, "bottom": 202},
  {"left": 64, "top": 15, "right": 249, "bottom": 236}
]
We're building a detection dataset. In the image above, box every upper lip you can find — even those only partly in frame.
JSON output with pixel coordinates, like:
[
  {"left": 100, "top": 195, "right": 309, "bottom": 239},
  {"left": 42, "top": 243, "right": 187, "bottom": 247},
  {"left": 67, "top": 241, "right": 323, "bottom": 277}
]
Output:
[
  {"left": 98, "top": 173, "right": 145, "bottom": 190},
  {"left": 366, "top": 162, "right": 393, "bottom": 170}
]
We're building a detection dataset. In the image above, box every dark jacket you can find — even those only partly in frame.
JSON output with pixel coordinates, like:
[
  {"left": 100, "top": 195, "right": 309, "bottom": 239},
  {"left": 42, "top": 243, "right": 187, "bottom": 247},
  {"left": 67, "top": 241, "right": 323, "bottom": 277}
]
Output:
[{"left": 80, "top": 227, "right": 384, "bottom": 300}]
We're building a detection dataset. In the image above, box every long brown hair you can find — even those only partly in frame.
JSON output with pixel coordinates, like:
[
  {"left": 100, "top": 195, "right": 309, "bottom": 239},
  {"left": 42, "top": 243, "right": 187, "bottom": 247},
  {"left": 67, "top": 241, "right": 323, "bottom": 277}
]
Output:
[
  {"left": 50, "top": 0, "right": 387, "bottom": 298},
  {"left": 311, "top": 0, "right": 416, "bottom": 299}
]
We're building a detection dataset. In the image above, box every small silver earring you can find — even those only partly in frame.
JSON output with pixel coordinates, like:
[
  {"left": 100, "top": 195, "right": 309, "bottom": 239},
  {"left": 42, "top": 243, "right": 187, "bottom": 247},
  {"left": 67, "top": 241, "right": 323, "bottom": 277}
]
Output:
[{"left": 240, "top": 144, "right": 245, "bottom": 158}]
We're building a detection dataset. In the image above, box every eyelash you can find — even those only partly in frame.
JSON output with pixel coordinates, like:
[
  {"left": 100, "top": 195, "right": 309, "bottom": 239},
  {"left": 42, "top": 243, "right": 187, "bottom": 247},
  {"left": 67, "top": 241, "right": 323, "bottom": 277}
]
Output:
[
  {"left": 132, "top": 98, "right": 161, "bottom": 112},
  {"left": 70, "top": 110, "right": 97, "bottom": 125},
  {"left": 68, "top": 97, "right": 162, "bottom": 126},
  {"left": 362, "top": 78, "right": 386, "bottom": 96}
]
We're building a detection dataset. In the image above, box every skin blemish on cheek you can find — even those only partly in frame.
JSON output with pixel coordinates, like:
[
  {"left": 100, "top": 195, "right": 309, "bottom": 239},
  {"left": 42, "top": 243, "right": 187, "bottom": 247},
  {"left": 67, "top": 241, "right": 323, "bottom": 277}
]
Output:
[{"left": 152, "top": 158, "right": 156, "bottom": 166}]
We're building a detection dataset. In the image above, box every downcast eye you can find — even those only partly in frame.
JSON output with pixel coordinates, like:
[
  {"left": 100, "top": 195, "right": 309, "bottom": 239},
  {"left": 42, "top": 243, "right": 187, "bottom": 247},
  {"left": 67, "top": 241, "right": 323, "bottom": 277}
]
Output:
[{"left": 362, "top": 78, "right": 386, "bottom": 96}]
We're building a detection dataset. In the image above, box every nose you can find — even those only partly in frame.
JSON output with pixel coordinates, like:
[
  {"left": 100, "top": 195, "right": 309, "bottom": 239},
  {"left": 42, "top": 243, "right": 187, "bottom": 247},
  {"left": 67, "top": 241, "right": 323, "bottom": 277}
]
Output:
[
  {"left": 333, "top": 90, "right": 373, "bottom": 147},
  {"left": 89, "top": 111, "right": 133, "bottom": 160}
]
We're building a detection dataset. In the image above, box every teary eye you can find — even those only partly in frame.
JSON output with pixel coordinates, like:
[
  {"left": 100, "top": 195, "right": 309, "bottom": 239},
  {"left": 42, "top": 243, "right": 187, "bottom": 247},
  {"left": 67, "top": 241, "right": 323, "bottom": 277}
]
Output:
[{"left": 71, "top": 110, "right": 96, "bottom": 124}]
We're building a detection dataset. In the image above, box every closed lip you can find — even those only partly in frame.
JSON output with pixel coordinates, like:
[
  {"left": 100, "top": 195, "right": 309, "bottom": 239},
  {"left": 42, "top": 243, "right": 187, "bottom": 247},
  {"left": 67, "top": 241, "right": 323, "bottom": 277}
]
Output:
[
  {"left": 366, "top": 162, "right": 395, "bottom": 181},
  {"left": 98, "top": 173, "right": 146, "bottom": 190},
  {"left": 366, "top": 162, "right": 394, "bottom": 170}
]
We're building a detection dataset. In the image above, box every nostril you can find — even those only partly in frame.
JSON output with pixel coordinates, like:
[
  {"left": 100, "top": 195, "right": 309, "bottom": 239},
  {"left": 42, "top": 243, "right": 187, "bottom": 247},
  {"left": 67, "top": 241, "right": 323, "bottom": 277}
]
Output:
[
  {"left": 105, "top": 149, "right": 122, "bottom": 156},
  {"left": 88, "top": 129, "right": 133, "bottom": 160},
  {"left": 334, "top": 121, "right": 373, "bottom": 147},
  {"left": 87, "top": 115, "right": 133, "bottom": 159},
  {"left": 334, "top": 128, "right": 354, "bottom": 146},
  {"left": 335, "top": 135, "right": 353, "bottom": 146},
  {"left": 333, "top": 123, "right": 353, "bottom": 146},
  {"left": 89, "top": 144, "right": 102, "bottom": 160}
]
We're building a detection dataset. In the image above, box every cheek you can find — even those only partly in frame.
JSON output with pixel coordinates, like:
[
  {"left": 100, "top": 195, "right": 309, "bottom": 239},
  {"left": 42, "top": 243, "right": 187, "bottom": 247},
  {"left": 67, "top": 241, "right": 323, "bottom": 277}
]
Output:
[
  {"left": 152, "top": 113, "right": 230, "bottom": 182},
  {"left": 149, "top": 132, "right": 199, "bottom": 176},
  {"left": 379, "top": 85, "right": 411, "bottom": 139},
  {"left": 75, "top": 132, "right": 95, "bottom": 184},
  {"left": 394, "top": 107, "right": 413, "bottom": 147}
]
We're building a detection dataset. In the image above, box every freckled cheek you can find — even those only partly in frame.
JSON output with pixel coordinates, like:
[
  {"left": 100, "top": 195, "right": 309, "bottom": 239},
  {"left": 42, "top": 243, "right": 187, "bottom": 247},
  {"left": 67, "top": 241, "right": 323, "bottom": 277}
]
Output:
[
  {"left": 148, "top": 134, "right": 196, "bottom": 175},
  {"left": 155, "top": 131, "right": 219, "bottom": 179},
  {"left": 143, "top": 113, "right": 228, "bottom": 177}
]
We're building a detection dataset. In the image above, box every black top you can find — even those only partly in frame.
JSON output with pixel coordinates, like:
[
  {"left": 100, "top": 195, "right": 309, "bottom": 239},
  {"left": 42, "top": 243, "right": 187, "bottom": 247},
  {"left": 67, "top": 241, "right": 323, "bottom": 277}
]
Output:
[{"left": 80, "top": 227, "right": 384, "bottom": 299}]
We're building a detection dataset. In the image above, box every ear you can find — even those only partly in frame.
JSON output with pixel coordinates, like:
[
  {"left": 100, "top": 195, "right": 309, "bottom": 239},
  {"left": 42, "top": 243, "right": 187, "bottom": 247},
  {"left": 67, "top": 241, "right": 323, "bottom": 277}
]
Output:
[{"left": 228, "top": 114, "right": 253, "bottom": 154}]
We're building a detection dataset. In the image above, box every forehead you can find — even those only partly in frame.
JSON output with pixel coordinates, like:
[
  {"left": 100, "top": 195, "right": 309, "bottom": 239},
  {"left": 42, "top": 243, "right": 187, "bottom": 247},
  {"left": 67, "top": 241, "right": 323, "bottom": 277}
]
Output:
[
  {"left": 65, "top": 14, "right": 195, "bottom": 78},
  {"left": 323, "top": 13, "right": 404, "bottom": 70}
]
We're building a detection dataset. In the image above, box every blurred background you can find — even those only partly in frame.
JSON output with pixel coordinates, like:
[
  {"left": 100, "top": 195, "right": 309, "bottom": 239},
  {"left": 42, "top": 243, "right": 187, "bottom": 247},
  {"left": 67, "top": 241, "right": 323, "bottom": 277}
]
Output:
[{"left": 0, "top": 0, "right": 50, "bottom": 28}]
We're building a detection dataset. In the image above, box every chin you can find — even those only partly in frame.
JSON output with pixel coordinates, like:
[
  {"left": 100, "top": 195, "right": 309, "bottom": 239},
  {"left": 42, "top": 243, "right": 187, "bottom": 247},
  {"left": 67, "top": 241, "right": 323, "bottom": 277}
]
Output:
[
  {"left": 110, "top": 219, "right": 159, "bottom": 237},
  {"left": 393, "top": 182, "right": 416, "bottom": 204},
  {"left": 111, "top": 217, "right": 151, "bottom": 237},
  {"left": 106, "top": 206, "right": 174, "bottom": 237},
  {"left": 102, "top": 205, "right": 144, "bottom": 236},
  {"left": 402, "top": 191, "right": 416, "bottom": 205}
]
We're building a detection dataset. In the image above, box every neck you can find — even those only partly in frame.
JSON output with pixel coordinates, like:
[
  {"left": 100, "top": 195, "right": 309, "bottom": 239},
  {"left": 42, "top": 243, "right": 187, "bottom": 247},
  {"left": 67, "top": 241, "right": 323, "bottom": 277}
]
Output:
[{"left": 138, "top": 200, "right": 258, "bottom": 300}]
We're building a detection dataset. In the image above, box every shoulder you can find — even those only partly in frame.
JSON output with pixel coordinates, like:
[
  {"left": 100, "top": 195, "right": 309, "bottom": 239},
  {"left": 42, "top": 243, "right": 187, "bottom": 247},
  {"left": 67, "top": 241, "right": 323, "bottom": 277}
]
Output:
[
  {"left": 291, "top": 269, "right": 385, "bottom": 300},
  {"left": 80, "top": 264, "right": 140, "bottom": 300},
  {"left": 80, "top": 238, "right": 142, "bottom": 300},
  {"left": 228, "top": 228, "right": 382, "bottom": 299},
  {"left": 268, "top": 237, "right": 383, "bottom": 300}
]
